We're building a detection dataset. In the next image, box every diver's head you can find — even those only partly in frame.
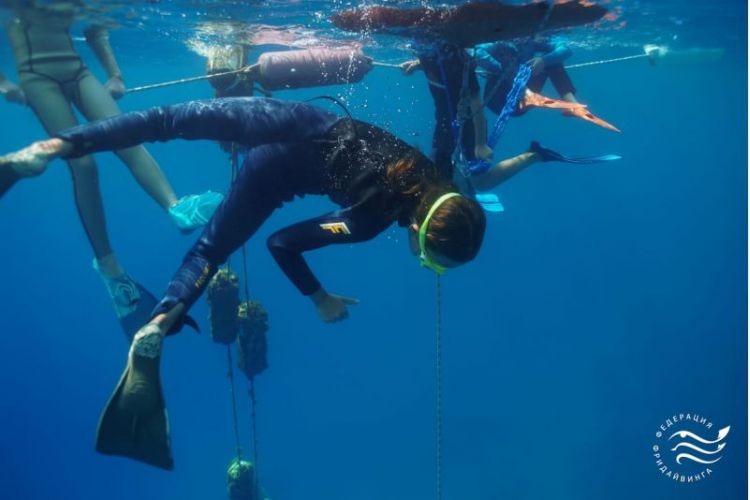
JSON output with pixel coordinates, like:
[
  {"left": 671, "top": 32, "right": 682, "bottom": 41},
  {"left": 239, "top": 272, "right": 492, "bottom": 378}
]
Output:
[
  {"left": 385, "top": 155, "right": 485, "bottom": 273},
  {"left": 408, "top": 190, "right": 486, "bottom": 274},
  {"left": 206, "top": 44, "right": 252, "bottom": 97}
]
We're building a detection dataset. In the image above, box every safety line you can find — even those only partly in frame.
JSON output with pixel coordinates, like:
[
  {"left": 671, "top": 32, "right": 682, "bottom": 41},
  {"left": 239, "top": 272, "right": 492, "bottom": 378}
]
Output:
[{"left": 435, "top": 274, "right": 444, "bottom": 500}]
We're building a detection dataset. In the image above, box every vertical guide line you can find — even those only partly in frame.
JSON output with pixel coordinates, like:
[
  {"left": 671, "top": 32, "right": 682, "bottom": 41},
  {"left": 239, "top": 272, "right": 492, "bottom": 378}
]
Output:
[
  {"left": 249, "top": 379, "right": 260, "bottom": 500},
  {"left": 232, "top": 143, "right": 261, "bottom": 498},
  {"left": 435, "top": 274, "right": 443, "bottom": 500},
  {"left": 227, "top": 346, "right": 243, "bottom": 460},
  {"left": 241, "top": 244, "right": 251, "bottom": 301}
]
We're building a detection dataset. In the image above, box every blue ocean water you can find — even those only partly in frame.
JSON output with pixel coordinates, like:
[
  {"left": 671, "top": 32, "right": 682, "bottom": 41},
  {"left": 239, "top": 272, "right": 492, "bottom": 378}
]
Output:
[{"left": 0, "top": 1, "right": 746, "bottom": 499}]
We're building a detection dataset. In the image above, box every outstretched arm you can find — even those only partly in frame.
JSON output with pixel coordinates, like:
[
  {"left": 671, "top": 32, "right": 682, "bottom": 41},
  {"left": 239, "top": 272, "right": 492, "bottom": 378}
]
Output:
[{"left": 268, "top": 208, "right": 391, "bottom": 321}]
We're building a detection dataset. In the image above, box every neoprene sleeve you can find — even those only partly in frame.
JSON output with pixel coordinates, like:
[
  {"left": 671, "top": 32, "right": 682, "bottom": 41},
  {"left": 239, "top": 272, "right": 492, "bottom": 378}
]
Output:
[
  {"left": 535, "top": 38, "right": 573, "bottom": 66},
  {"left": 267, "top": 207, "right": 392, "bottom": 295},
  {"left": 56, "top": 97, "right": 339, "bottom": 157}
]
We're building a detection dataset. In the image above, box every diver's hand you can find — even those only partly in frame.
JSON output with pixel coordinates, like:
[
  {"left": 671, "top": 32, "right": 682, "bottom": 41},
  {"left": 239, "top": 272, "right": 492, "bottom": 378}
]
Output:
[
  {"left": 310, "top": 288, "right": 359, "bottom": 323},
  {"left": 0, "top": 138, "right": 71, "bottom": 177},
  {"left": 475, "top": 143, "right": 494, "bottom": 160},
  {"left": 527, "top": 56, "right": 545, "bottom": 75},
  {"left": 105, "top": 75, "right": 126, "bottom": 100},
  {"left": 0, "top": 80, "right": 26, "bottom": 105},
  {"left": 399, "top": 59, "right": 421, "bottom": 76}
]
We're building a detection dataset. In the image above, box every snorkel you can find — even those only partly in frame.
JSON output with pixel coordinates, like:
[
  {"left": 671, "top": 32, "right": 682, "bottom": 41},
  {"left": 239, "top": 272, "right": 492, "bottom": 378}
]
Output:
[{"left": 418, "top": 192, "right": 461, "bottom": 274}]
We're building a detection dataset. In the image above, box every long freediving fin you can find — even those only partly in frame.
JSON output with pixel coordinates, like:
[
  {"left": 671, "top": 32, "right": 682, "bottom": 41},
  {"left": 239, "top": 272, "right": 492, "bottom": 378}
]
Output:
[
  {"left": 563, "top": 106, "right": 621, "bottom": 132},
  {"left": 518, "top": 89, "right": 587, "bottom": 113},
  {"left": 0, "top": 166, "right": 21, "bottom": 198},
  {"left": 95, "top": 363, "right": 174, "bottom": 470},
  {"left": 96, "top": 339, "right": 174, "bottom": 470},
  {"left": 530, "top": 141, "right": 622, "bottom": 164}
]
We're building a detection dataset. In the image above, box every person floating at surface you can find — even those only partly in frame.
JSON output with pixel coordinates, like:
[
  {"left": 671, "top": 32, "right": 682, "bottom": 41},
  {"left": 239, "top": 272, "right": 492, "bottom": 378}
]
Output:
[
  {"left": 399, "top": 43, "right": 596, "bottom": 197},
  {"left": 0, "top": 0, "right": 223, "bottom": 335},
  {"left": 330, "top": 1, "right": 609, "bottom": 48},
  {"left": 0, "top": 96, "right": 491, "bottom": 470},
  {"left": 475, "top": 35, "right": 620, "bottom": 132}
]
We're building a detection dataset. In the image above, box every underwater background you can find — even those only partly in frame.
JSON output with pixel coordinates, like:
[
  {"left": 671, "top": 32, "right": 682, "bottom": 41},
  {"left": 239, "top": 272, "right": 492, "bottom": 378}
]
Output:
[{"left": 0, "top": 1, "right": 747, "bottom": 499}]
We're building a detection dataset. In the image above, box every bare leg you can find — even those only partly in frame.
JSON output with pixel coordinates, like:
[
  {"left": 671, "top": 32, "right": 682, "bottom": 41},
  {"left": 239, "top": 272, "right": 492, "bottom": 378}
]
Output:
[
  {"left": 113, "top": 146, "right": 177, "bottom": 210},
  {"left": 20, "top": 71, "right": 121, "bottom": 264},
  {"left": 471, "top": 151, "right": 540, "bottom": 191},
  {"left": 561, "top": 91, "right": 579, "bottom": 104},
  {"left": 470, "top": 94, "right": 493, "bottom": 159},
  {"left": 67, "top": 155, "right": 115, "bottom": 260},
  {"left": 74, "top": 70, "right": 178, "bottom": 210}
]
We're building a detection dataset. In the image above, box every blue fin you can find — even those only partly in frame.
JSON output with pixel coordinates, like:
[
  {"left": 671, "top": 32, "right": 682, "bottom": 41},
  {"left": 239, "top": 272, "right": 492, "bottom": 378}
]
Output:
[
  {"left": 169, "top": 190, "right": 224, "bottom": 232},
  {"left": 475, "top": 193, "right": 505, "bottom": 213},
  {"left": 119, "top": 284, "right": 159, "bottom": 341}
]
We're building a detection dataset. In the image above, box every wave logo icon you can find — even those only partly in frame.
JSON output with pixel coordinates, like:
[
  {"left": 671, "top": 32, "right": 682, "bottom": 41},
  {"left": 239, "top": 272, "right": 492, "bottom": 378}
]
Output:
[
  {"left": 652, "top": 412, "right": 729, "bottom": 484},
  {"left": 669, "top": 426, "right": 730, "bottom": 465}
]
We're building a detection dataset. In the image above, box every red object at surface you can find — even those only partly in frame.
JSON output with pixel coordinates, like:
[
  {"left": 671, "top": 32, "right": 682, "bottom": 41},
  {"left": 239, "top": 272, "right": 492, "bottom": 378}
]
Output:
[{"left": 331, "top": 1, "right": 608, "bottom": 47}]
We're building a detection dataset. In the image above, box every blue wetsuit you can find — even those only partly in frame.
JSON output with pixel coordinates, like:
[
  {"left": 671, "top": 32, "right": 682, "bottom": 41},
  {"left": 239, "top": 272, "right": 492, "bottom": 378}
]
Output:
[
  {"left": 475, "top": 37, "right": 575, "bottom": 114},
  {"left": 417, "top": 43, "right": 479, "bottom": 176},
  {"left": 57, "top": 97, "right": 436, "bottom": 330}
]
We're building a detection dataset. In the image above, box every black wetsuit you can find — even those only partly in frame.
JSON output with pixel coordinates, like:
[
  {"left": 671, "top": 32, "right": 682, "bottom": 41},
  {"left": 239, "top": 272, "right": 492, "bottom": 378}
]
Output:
[{"left": 56, "top": 97, "right": 436, "bottom": 329}]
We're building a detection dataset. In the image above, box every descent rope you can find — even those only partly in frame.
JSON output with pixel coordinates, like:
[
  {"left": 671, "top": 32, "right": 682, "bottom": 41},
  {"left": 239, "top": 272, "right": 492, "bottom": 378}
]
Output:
[{"left": 435, "top": 274, "right": 444, "bottom": 500}]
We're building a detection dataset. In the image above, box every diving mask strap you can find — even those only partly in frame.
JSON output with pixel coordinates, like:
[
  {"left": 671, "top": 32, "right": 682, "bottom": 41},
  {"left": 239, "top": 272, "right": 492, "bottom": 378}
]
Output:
[{"left": 418, "top": 192, "right": 461, "bottom": 273}]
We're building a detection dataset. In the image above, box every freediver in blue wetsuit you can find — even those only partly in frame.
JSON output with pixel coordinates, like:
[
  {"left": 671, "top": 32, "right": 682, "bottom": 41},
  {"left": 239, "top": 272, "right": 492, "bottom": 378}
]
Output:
[
  {"left": 1, "top": 96, "right": 490, "bottom": 469},
  {"left": 398, "top": 42, "right": 607, "bottom": 197},
  {"left": 400, "top": 42, "right": 492, "bottom": 173},
  {"left": 475, "top": 35, "right": 620, "bottom": 132}
]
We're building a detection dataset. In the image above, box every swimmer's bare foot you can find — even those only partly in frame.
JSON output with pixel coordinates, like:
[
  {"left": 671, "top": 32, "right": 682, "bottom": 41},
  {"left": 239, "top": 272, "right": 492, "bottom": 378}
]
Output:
[{"left": 0, "top": 138, "right": 69, "bottom": 177}]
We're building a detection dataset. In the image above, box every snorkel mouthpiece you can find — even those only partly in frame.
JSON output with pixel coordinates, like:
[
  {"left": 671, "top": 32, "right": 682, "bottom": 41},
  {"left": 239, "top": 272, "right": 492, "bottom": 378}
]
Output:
[{"left": 418, "top": 192, "right": 461, "bottom": 274}]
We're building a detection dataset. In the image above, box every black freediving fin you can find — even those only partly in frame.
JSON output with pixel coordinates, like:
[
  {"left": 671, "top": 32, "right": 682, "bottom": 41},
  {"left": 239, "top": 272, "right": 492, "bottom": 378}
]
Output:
[
  {"left": 530, "top": 141, "right": 622, "bottom": 164},
  {"left": 95, "top": 363, "right": 174, "bottom": 470},
  {"left": 0, "top": 166, "right": 21, "bottom": 199}
]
